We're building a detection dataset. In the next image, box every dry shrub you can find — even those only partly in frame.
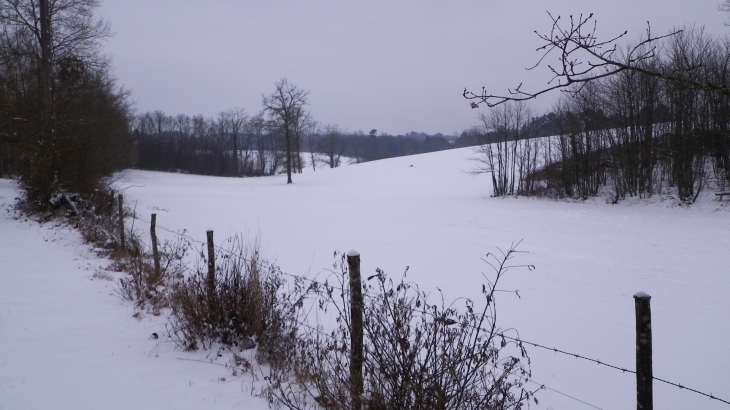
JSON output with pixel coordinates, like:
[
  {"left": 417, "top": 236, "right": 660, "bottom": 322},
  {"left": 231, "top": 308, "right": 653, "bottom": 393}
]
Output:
[
  {"left": 270, "top": 244, "right": 537, "bottom": 410},
  {"left": 116, "top": 235, "right": 189, "bottom": 311},
  {"left": 167, "top": 235, "right": 299, "bottom": 364},
  {"left": 69, "top": 186, "right": 135, "bottom": 255},
  {"left": 16, "top": 185, "right": 122, "bottom": 251}
]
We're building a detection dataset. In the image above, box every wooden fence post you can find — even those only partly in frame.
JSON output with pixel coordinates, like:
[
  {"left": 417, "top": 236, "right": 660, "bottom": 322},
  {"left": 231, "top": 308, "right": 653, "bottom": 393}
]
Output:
[
  {"left": 150, "top": 214, "right": 160, "bottom": 280},
  {"left": 206, "top": 230, "right": 216, "bottom": 301},
  {"left": 347, "top": 250, "right": 363, "bottom": 410},
  {"left": 634, "top": 291, "right": 653, "bottom": 410},
  {"left": 118, "top": 194, "right": 125, "bottom": 251}
]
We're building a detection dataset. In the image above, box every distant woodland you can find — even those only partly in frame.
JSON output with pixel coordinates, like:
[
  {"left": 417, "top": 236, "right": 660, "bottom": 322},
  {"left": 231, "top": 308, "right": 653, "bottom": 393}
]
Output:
[
  {"left": 134, "top": 25, "right": 730, "bottom": 204},
  {"left": 132, "top": 108, "right": 457, "bottom": 178},
  {"left": 468, "top": 26, "right": 730, "bottom": 203},
  {"left": 1, "top": 0, "right": 729, "bottom": 206}
]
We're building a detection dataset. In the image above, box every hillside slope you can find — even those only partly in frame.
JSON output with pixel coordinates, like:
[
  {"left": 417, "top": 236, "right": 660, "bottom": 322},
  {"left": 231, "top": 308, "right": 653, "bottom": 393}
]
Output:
[
  {"left": 120, "top": 147, "right": 730, "bottom": 409},
  {"left": 1, "top": 147, "right": 728, "bottom": 409}
]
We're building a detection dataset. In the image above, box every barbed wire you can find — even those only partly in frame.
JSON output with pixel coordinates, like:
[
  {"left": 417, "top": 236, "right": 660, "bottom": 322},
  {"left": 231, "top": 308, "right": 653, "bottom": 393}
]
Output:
[
  {"left": 504, "top": 335, "right": 634, "bottom": 374},
  {"left": 501, "top": 335, "right": 729, "bottom": 405},
  {"left": 652, "top": 376, "right": 729, "bottom": 405},
  {"left": 528, "top": 380, "right": 604, "bottom": 410},
  {"left": 127, "top": 213, "right": 730, "bottom": 406},
  {"left": 292, "top": 304, "right": 608, "bottom": 410}
]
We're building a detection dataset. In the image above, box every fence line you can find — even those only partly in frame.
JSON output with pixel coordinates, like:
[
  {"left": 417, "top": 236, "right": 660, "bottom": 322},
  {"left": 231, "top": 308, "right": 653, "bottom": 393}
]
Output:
[
  {"left": 284, "top": 305, "right": 608, "bottom": 410},
  {"left": 125, "top": 213, "right": 730, "bottom": 407}
]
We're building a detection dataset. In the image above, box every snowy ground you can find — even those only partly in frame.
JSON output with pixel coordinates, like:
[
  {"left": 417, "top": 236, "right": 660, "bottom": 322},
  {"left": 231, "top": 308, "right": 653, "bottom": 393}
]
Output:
[
  {"left": 0, "top": 181, "right": 268, "bottom": 410},
  {"left": 2, "top": 147, "right": 729, "bottom": 409}
]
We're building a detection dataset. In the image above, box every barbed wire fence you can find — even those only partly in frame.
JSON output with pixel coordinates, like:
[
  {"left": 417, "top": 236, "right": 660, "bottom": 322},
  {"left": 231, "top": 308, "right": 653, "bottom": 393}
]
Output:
[{"left": 125, "top": 209, "right": 730, "bottom": 408}]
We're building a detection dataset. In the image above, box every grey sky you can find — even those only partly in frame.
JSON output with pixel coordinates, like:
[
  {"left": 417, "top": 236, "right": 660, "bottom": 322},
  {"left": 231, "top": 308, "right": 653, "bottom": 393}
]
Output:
[{"left": 98, "top": 1, "right": 726, "bottom": 135}]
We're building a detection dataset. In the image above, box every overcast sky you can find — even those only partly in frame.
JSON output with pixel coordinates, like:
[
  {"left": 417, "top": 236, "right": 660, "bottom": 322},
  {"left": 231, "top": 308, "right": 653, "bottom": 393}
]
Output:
[{"left": 98, "top": 1, "right": 726, "bottom": 135}]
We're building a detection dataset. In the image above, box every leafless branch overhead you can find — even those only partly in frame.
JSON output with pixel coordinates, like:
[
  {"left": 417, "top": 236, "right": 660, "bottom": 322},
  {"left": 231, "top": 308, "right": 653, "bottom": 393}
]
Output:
[{"left": 464, "top": 12, "right": 729, "bottom": 108}]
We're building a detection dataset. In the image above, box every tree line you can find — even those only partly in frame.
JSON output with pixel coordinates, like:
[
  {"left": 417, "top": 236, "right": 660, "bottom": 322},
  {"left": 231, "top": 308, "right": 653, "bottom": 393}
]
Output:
[
  {"left": 133, "top": 80, "right": 456, "bottom": 180},
  {"left": 472, "top": 26, "right": 730, "bottom": 203}
]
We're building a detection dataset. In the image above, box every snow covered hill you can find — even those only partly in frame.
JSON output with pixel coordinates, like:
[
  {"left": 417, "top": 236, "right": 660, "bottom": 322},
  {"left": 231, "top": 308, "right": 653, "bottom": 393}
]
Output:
[{"left": 2, "top": 147, "right": 729, "bottom": 409}]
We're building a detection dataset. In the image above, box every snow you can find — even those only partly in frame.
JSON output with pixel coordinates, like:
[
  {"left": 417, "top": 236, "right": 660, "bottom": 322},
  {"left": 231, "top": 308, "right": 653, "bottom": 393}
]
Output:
[
  {"left": 347, "top": 250, "right": 360, "bottom": 257},
  {"left": 634, "top": 291, "right": 651, "bottom": 299},
  {"left": 0, "top": 180, "right": 267, "bottom": 410},
  {"left": 2, "top": 146, "right": 729, "bottom": 409}
]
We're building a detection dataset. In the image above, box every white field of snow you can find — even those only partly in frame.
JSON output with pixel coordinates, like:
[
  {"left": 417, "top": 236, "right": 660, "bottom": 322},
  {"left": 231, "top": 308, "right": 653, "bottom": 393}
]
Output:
[{"left": 2, "top": 146, "right": 729, "bottom": 409}]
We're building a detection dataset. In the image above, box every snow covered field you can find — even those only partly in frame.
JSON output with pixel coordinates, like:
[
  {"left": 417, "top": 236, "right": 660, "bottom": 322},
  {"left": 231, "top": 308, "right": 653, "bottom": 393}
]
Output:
[{"left": 2, "top": 146, "right": 729, "bottom": 409}]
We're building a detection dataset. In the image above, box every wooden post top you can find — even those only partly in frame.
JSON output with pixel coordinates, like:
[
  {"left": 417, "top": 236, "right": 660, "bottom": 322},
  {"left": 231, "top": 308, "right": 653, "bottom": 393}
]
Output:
[{"left": 634, "top": 291, "right": 651, "bottom": 299}]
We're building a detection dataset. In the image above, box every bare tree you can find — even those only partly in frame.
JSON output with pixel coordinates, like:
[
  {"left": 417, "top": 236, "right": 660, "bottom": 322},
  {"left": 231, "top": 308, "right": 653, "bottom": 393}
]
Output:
[
  {"left": 136, "top": 112, "right": 155, "bottom": 136},
  {"left": 248, "top": 112, "right": 269, "bottom": 175},
  {"left": 461, "top": 10, "right": 730, "bottom": 202},
  {"left": 214, "top": 113, "right": 233, "bottom": 175},
  {"left": 0, "top": 0, "right": 112, "bottom": 68},
  {"left": 175, "top": 114, "right": 191, "bottom": 137},
  {"left": 191, "top": 115, "right": 208, "bottom": 139},
  {"left": 0, "top": 0, "right": 130, "bottom": 205},
  {"left": 463, "top": 12, "right": 727, "bottom": 108},
  {"left": 319, "top": 124, "right": 346, "bottom": 168},
  {"left": 262, "top": 78, "right": 309, "bottom": 183},
  {"left": 720, "top": 1, "right": 730, "bottom": 16},
  {"left": 291, "top": 107, "right": 314, "bottom": 173},
  {"left": 221, "top": 107, "right": 247, "bottom": 175},
  {"left": 304, "top": 117, "right": 320, "bottom": 172},
  {"left": 471, "top": 102, "right": 534, "bottom": 197},
  {"left": 152, "top": 110, "right": 173, "bottom": 138},
  {"left": 265, "top": 117, "right": 286, "bottom": 175}
]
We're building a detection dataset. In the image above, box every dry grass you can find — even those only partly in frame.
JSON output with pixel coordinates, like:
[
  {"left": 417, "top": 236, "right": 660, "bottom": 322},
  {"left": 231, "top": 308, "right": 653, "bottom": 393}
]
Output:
[{"left": 166, "top": 235, "right": 299, "bottom": 366}]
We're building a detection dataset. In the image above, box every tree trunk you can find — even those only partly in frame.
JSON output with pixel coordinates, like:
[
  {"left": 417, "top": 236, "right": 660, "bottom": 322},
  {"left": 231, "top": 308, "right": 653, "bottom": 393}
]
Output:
[
  {"left": 285, "top": 127, "right": 293, "bottom": 184},
  {"left": 233, "top": 133, "right": 238, "bottom": 176}
]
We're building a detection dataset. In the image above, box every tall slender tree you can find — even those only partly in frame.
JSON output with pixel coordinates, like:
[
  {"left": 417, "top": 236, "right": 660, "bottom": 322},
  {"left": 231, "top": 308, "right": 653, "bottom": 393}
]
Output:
[{"left": 262, "top": 79, "right": 309, "bottom": 184}]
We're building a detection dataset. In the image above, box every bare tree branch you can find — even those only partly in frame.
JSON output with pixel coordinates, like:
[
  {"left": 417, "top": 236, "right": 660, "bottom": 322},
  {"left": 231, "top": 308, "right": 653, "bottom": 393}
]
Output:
[{"left": 464, "top": 12, "right": 730, "bottom": 108}]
